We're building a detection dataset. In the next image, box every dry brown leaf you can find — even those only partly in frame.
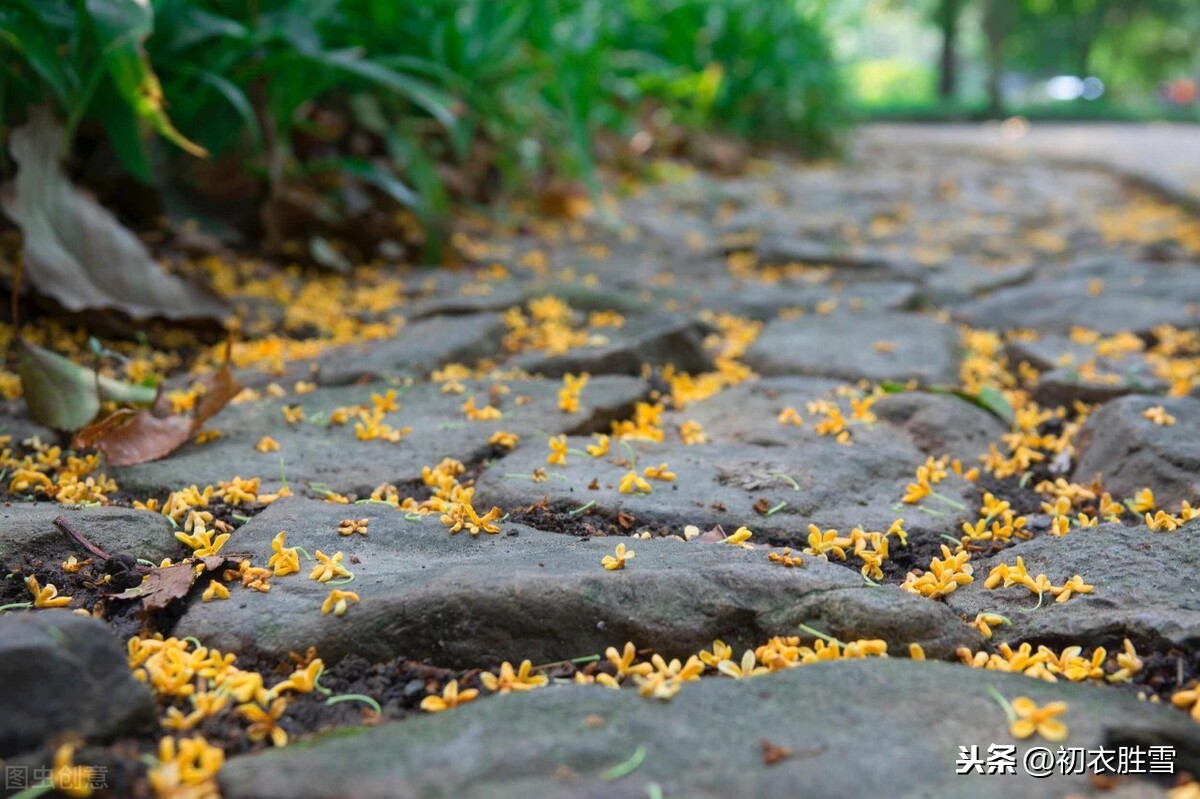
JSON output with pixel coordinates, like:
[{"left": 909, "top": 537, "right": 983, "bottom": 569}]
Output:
[
  {"left": 109, "top": 561, "right": 197, "bottom": 612},
  {"left": 0, "top": 107, "right": 227, "bottom": 322},
  {"left": 760, "top": 740, "right": 792, "bottom": 766},
  {"left": 109, "top": 554, "right": 244, "bottom": 611},
  {"left": 74, "top": 350, "right": 240, "bottom": 466}
]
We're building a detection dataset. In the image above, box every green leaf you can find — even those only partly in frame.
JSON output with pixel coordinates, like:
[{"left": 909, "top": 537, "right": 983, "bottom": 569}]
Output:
[
  {"left": 302, "top": 48, "right": 458, "bottom": 131},
  {"left": 0, "top": 1, "right": 74, "bottom": 108},
  {"left": 974, "top": 385, "right": 1015, "bottom": 425},
  {"left": 94, "top": 78, "right": 152, "bottom": 182},
  {"left": 85, "top": 0, "right": 207, "bottom": 158},
  {"left": 170, "top": 64, "right": 263, "bottom": 151},
  {"left": 18, "top": 341, "right": 155, "bottom": 432}
]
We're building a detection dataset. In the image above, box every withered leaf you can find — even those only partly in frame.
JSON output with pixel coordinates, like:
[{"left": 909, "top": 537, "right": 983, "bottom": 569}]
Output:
[
  {"left": 617, "top": 512, "right": 636, "bottom": 529},
  {"left": 753, "top": 497, "right": 772, "bottom": 515},
  {"left": 75, "top": 348, "right": 240, "bottom": 466},
  {"left": 760, "top": 740, "right": 792, "bottom": 766},
  {"left": 109, "top": 553, "right": 245, "bottom": 611},
  {"left": 109, "top": 561, "right": 197, "bottom": 611},
  {"left": 0, "top": 107, "right": 224, "bottom": 322}
]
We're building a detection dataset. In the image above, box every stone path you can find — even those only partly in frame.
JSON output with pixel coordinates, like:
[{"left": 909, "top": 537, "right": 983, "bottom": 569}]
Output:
[
  {"left": 860, "top": 122, "right": 1200, "bottom": 207},
  {"left": 3, "top": 127, "right": 1200, "bottom": 797}
]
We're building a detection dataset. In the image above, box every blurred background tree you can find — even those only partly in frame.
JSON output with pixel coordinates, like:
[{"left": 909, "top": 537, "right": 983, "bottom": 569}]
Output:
[{"left": 840, "top": 0, "right": 1200, "bottom": 120}]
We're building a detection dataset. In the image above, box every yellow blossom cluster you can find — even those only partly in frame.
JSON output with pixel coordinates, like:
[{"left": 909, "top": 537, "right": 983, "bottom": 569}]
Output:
[
  {"left": 805, "top": 520, "right": 905, "bottom": 580},
  {"left": 659, "top": 313, "right": 760, "bottom": 407},
  {"left": 902, "top": 545, "right": 973, "bottom": 598},
  {"left": 903, "top": 455, "right": 977, "bottom": 505},
  {"left": 611, "top": 401, "right": 665, "bottom": 441},
  {"left": 983, "top": 557, "right": 1093, "bottom": 603},
  {"left": 957, "top": 641, "right": 1132, "bottom": 683},
  {"left": 679, "top": 419, "right": 707, "bottom": 444},
  {"left": 3, "top": 438, "right": 116, "bottom": 506},
  {"left": 502, "top": 296, "right": 593, "bottom": 355}
]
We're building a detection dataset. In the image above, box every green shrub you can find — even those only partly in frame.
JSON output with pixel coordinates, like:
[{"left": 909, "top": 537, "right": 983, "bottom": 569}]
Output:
[{"left": 2, "top": 0, "right": 844, "bottom": 243}]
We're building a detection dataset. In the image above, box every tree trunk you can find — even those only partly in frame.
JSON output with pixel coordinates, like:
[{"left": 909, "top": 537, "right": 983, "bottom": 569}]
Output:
[
  {"left": 983, "top": 0, "right": 1008, "bottom": 116},
  {"left": 936, "top": 0, "right": 962, "bottom": 101}
]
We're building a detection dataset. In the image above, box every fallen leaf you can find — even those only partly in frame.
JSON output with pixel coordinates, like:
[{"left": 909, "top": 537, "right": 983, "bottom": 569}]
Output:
[
  {"left": 696, "top": 525, "right": 727, "bottom": 543},
  {"left": 753, "top": 497, "right": 772, "bottom": 515},
  {"left": 617, "top": 512, "right": 636, "bottom": 529},
  {"left": 109, "top": 561, "right": 197, "bottom": 612},
  {"left": 109, "top": 554, "right": 244, "bottom": 611},
  {"left": 74, "top": 350, "right": 241, "bottom": 466},
  {"left": 18, "top": 340, "right": 156, "bottom": 431},
  {"left": 0, "top": 106, "right": 226, "bottom": 322},
  {"left": 760, "top": 739, "right": 792, "bottom": 766}
]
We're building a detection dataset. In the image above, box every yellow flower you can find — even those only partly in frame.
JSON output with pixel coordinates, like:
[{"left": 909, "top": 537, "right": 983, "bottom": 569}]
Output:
[
  {"left": 255, "top": 436, "right": 281, "bottom": 453},
  {"left": 48, "top": 742, "right": 94, "bottom": 798},
  {"left": 466, "top": 504, "right": 503, "bottom": 535},
  {"left": 585, "top": 434, "right": 610, "bottom": 457},
  {"left": 902, "top": 479, "right": 931, "bottom": 504},
  {"left": 193, "top": 429, "right": 221, "bottom": 445},
  {"left": 1141, "top": 405, "right": 1176, "bottom": 426},
  {"left": 717, "top": 650, "right": 770, "bottom": 679},
  {"left": 723, "top": 526, "right": 754, "bottom": 549},
  {"left": 804, "top": 524, "right": 848, "bottom": 560},
  {"left": 619, "top": 470, "right": 652, "bottom": 494},
  {"left": 271, "top": 659, "right": 326, "bottom": 696},
  {"left": 462, "top": 396, "right": 503, "bottom": 421},
  {"left": 480, "top": 660, "right": 548, "bottom": 693},
  {"left": 1171, "top": 685, "right": 1200, "bottom": 722},
  {"left": 1130, "top": 488, "right": 1156, "bottom": 514},
  {"left": 421, "top": 679, "right": 479, "bottom": 712},
  {"left": 26, "top": 576, "right": 71, "bottom": 608},
  {"left": 558, "top": 373, "right": 589, "bottom": 413},
  {"left": 643, "top": 462, "right": 675, "bottom": 481},
  {"left": 606, "top": 642, "right": 653, "bottom": 678},
  {"left": 321, "top": 589, "right": 360, "bottom": 617},
  {"left": 1145, "top": 510, "right": 1182, "bottom": 532},
  {"left": 337, "top": 518, "right": 369, "bottom": 536},
  {"left": 698, "top": 639, "right": 733, "bottom": 668},
  {"left": 547, "top": 435, "right": 568, "bottom": 465},
  {"left": 768, "top": 548, "right": 803, "bottom": 567},
  {"left": 371, "top": 388, "right": 399, "bottom": 413},
  {"left": 1107, "top": 639, "right": 1143, "bottom": 683},
  {"left": 309, "top": 550, "right": 351, "bottom": 583},
  {"left": 61, "top": 556, "right": 90, "bottom": 573},
  {"left": 969, "top": 612, "right": 1010, "bottom": 640},
  {"left": 174, "top": 527, "right": 231, "bottom": 558},
  {"left": 679, "top": 420, "right": 707, "bottom": 445},
  {"left": 1009, "top": 697, "right": 1068, "bottom": 742},
  {"left": 1050, "top": 575, "right": 1093, "bottom": 603},
  {"left": 602, "top": 543, "right": 634, "bottom": 570},
  {"left": 147, "top": 736, "right": 224, "bottom": 796},
  {"left": 488, "top": 430, "right": 519, "bottom": 449},
  {"left": 268, "top": 532, "right": 301, "bottom": 577},
  {"left": 281, "top": 405, "right": 305, "bottom": 425},
  {"left": 777, "top": 407, "right": 803, "bottom": 426},
  {"left": 239, "top": 697, "right": 289, "bottom": 747},
  {"left": 201, "top": 581, "right": 230, "bottom": 602}
]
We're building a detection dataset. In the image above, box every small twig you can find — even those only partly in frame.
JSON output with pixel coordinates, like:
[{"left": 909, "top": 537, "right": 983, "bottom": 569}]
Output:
[{"left": 54, "top": 516, "right": 111, "bottom": 562}]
